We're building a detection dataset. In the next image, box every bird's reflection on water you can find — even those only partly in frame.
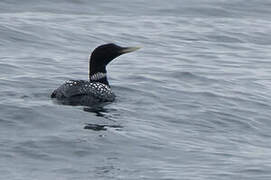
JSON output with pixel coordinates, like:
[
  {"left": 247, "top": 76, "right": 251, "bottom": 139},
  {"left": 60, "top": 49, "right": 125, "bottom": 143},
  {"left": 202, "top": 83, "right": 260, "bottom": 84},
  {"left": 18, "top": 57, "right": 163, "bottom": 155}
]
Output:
[
  {"left": 84, "top": 124, "right": 123, "bottom": 131},
  {"left": 83, "top": 106, "right": 123, "bottom": 131},
  {"left": 83, "top": 106, "right": 114, "bottom": 118}
]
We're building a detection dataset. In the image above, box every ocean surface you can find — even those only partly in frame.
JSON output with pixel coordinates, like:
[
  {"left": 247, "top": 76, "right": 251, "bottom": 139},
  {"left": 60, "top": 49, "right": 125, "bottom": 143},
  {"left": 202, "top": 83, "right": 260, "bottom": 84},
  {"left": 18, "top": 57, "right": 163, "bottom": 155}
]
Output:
[{"left": 1, "top": 0, "right": 271, "bottom": 179}]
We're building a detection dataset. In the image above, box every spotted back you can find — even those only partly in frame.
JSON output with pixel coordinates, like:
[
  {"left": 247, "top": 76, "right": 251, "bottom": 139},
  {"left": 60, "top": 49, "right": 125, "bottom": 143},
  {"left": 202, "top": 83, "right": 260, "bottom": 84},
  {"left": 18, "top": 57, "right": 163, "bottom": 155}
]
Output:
[{"left": 51, "top": 80, "right": 116, "bottom": 103}]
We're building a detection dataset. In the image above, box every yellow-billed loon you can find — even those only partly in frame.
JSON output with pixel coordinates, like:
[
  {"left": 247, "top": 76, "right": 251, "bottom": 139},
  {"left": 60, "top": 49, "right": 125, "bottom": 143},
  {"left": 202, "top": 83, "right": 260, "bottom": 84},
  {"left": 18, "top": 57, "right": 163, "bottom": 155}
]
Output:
[{"left": 51, "top": 43, "right": 140, "bottom": 106}]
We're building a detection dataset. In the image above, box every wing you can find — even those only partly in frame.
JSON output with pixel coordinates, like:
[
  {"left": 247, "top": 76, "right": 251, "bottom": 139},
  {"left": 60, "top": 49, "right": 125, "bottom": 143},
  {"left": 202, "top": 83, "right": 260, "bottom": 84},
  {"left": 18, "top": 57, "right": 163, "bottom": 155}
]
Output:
[
  {"left": 51, "top": 80, "right": 90, "bottom": 98},
  {"left": 51, "top": 80, "right": 115, "bottom": 104}
]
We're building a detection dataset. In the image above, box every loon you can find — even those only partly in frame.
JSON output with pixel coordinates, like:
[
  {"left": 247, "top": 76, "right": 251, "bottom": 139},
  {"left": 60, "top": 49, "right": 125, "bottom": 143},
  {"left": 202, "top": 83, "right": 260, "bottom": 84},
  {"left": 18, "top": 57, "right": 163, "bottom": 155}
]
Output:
[{"left": 51, "top": 43, "right": 140, "bottom": 106}]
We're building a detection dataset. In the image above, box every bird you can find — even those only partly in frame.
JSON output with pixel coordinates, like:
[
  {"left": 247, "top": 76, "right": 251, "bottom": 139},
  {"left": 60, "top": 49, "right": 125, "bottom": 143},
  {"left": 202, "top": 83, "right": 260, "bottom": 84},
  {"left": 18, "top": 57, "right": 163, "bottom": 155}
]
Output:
[{"left": 51, "top": 43, "right": 140, "bottom": 106}]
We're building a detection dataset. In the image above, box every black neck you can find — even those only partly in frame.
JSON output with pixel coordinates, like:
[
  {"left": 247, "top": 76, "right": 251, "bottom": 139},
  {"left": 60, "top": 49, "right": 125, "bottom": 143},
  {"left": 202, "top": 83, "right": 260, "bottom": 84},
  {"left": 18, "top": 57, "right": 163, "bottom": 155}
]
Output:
[{"left": 89, "top": 55, "right": 110, "bottom": 86}]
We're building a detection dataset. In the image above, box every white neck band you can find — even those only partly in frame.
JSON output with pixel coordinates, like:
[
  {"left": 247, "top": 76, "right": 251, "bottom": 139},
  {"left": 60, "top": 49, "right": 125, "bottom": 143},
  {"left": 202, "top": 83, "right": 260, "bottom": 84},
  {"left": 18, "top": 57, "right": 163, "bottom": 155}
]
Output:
[{"left": 90, "top": 72, "right": 107, "bottom": 81}]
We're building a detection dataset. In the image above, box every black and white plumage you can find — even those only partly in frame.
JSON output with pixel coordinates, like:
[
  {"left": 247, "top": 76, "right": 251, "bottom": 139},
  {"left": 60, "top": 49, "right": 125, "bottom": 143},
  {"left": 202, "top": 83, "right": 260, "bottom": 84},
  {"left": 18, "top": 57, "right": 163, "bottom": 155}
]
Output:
[{"left": 51, "top": 43, "right": 140, "bottom": 106}]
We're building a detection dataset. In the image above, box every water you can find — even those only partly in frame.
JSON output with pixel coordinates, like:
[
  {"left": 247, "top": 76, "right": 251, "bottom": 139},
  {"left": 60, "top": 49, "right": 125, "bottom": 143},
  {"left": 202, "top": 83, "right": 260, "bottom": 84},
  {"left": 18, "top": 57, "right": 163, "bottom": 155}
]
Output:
[{"left": 1, "top": 0, "right": 271, "bottom": 179}]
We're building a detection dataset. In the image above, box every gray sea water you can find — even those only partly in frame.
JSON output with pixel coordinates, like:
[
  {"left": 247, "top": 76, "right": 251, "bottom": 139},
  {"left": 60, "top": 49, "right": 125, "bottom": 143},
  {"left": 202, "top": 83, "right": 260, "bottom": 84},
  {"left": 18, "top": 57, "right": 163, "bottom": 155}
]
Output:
[{"left": 1, "top": 0, "right": 271, "bottom": 179}]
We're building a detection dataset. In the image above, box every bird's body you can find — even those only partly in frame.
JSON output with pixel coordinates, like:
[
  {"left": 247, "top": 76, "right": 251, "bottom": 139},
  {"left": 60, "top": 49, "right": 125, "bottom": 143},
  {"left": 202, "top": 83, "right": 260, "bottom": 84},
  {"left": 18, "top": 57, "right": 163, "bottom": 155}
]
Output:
[
  {"left": 51, "top": 43, "right": 139, "bottom": 106},
  {"left": 51, "top": 80, "right": 115, "bottom": 105}
]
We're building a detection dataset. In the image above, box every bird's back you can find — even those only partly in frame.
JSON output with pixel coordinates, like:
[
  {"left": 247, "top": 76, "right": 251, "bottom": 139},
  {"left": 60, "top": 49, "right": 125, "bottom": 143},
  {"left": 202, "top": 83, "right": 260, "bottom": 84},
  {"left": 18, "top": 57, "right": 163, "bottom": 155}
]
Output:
[{"left": 51, "top": 80, "right": 115, "bottom": 106}]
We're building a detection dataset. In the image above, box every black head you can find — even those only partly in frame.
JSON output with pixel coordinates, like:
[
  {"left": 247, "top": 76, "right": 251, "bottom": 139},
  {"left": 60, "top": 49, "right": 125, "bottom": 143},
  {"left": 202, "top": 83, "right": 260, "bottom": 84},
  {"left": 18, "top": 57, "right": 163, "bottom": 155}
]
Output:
[{"left": 89, "top": 43, "right": 140, "bottom": 85}]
